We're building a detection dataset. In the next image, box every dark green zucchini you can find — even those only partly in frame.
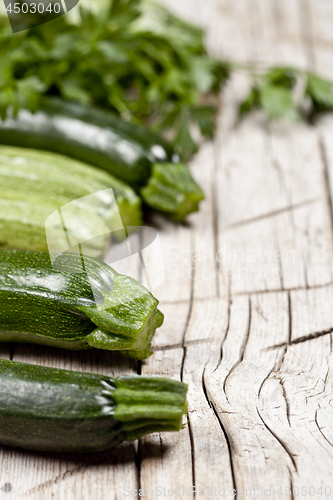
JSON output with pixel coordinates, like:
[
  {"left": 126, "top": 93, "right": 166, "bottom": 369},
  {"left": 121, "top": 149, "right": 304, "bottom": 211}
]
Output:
[
  {"left": 0, "top": 250, "right": 163, "bottom": 360},
  {"left": 0, "top": 358, "right": 187, "bottom": 452},
  {"left": 0, "top": 98, "right": 204, "bottom": 221}
]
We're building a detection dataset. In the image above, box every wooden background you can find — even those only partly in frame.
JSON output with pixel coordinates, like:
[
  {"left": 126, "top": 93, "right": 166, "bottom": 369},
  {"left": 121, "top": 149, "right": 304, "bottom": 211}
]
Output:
[{"left": 2, "top": 0, "right": 333, "bottom": 498}]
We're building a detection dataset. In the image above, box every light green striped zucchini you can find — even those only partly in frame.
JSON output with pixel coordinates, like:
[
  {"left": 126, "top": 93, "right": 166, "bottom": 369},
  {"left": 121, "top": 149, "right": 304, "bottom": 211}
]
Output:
[{"left": 0, "top": 146, "right": 142, "bottom": 258}]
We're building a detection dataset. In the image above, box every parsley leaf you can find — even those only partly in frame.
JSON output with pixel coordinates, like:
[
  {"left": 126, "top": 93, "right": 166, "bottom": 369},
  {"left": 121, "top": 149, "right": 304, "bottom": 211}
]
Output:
[
  {"left": 305, "top": 73, "right": 333, "bottom": 112},
  {"left": 265, "top": 66, "right": 297, "bottom": 89},
  {"left": 237, "top": 66, "right": 299, "bottom": 121},
  {"left": 238, "top": 86, "right": 260, "bottom": 119},
  {"left": 260, "top": 85, "right": 298, "bottom": 121}
]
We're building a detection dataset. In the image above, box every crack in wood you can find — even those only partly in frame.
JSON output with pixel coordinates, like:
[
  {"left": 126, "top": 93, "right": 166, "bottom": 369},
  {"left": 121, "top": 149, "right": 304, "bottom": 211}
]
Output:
[
  {"left": 186, "top": 411, "right": 196, "bottom": 499},
  {"left": 324, "top": 365, "right": 330, "bottom": 385},
  {"left": 258, "top": 343, "right": 287, "bottom": 397},
  {"left": 151, "top": 343, "right": 182, "bottom": 352},
  {"left": 180, "top": 343, "right": 196, "bottom": 497},
  {"left": 222, "top": 297, "right": 252, "bottom": 401},
  {"left": 201, "top": 366, "right": 237, "bottom": 497},
  {"left": 319, "top": 136, "right": 333, "bottom": 262},
  {"left": 25, "top": 450, "right": 119, "bottom": 496},
  {"left": 213, "top": 298, "right": 232, "bottom": 373},
  {"left": 254, "top": 305, "right": 268, "bottom": 322},
  {"left": 288, "top": 466, "right": 295, "bottom": 500},
  {"left": 179, "top": 231, "right": 195, "bottom": 496},
  {"left": 260, "top": 293, "right": 293, "bottom": 417},
  {"left": 160, "top": 282, "right": 333, "bottom": 306},
  {"left": 288, "top": 292, "right": 292, "bottom": 346},
  {"left": 279, "top": 378, "right": 291, "bottom": 427},
  {"left": 266, "top": 327, "right": 333, "bottom": 350},
  {"left": 179, "top": 231, "right": 195, "bottom": 381},
  {"left": 256, "top": 408, "right": 298, "bottom": 472},
  {"left": 222, "top": 198, "right": 319, "bottom": 232},
  {"left": 153, "top": 337, "right": 226, "bottom": 352},
  {"left": 212, "top": 140, "right": 221, "bottom": 298},
  {"left": 233, "top": 281, "right": 333, "bottom": 297},
  {"left": 315, "top": 409, "right": 333, "bottom": 449},
  {"left": 261, "top": 292, "right": 292, "bottom": 389}
]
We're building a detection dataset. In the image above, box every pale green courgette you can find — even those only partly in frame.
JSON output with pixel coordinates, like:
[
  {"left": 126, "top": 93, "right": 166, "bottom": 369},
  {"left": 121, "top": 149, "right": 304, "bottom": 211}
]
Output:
[{"left": 0, "top": 146, "right": 142, "bottom": 258}]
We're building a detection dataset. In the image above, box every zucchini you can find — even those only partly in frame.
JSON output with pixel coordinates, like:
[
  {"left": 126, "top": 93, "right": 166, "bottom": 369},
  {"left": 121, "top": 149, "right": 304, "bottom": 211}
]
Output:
[
  {"left": 0, "top": 146, "right": 142, "bottom": 258},
  {"left": 0, "top": 98, "right": 204, "bottom": 221},
  {"left": 0, "top": 358, "right": 187, "bottom": 452},
  {"left": 0, "top": 250, "right": 163, "bottom": 359}
]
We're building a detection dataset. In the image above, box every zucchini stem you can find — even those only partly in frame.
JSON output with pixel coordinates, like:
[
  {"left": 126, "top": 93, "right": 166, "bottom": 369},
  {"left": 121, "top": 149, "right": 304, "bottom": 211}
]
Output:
[
  {"left": 140, "top": 163, "right": 204, "bottom": 221},
  {"left": 112, "top": 375, "right": 188, "bottom": 441}
]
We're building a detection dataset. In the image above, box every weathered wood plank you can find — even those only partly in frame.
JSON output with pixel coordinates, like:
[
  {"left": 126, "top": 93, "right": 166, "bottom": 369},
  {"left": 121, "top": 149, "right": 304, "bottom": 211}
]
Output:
[
  {"left": 140, "top": 348, "right": 193, "bottom": 496},
  {"left": 291, "top": 285, "right": 333, "bottom": 341},
  {"left": 144, "top": 141, "right": 219, "bottom": 304},
  {"left": 211, "top": 0, "right": 332, "bottom": 296},
  {"left": 217, "top": 199, "right": 333, "bottom": 295},
  {"left": 188, "top": 143, "right": 219, "bottom": 300},
  {"left": 252, "top": 0, "right": 308, "bottom": 68},
  {"left": 259, "top": 332, "right": 333, "bottom": 492},
  {"left": 142, "top": 213, "right": 192, "bottom": 304},
  {"left": 260, "top": 283, "right": 333, "bottom": 495},
  {"left": 183, "top": 343, "right": 234, "bottom": 492},
  {"left": 151, "top": 301, "right": 190, "bottom": 349},
  {"left": 205, "top": 293, "right": 294, "bottom": 496},
  {"left": 182, "top": 298, "right": 234, "bottom": 491},
  {"left": 316, "top": 116, "right": 333, "bottom": 260},
  {"left": 306, "top": 0, "right": 333, "bottom": 78},
  {"left": 184, "top": 297, "right": 228, "bottom": 344}
]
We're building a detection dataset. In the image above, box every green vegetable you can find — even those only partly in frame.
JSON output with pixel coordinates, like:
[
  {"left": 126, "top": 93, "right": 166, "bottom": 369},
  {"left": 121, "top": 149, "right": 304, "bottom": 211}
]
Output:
[
  {"left": 0, "top": 250, "right": 163, "bottom": 359},
  {"left": 238, "top": 86, "right": 260, "bottom": 119},
  {"left": 2, "top": 0, "right": 333, "bottom": 140},
  {"left": 238, "top": 66, "right": 299, "bottom": 121},
  {"left": 305, "top": 73, "right": 333, "bottom": 112},
  {"left": 0, "top": 0, "right": 228, "bottom": 159},
  {"left": 0, "top": 358, "right": 187, "bottom": 452},
  {"left": 238, "top": 66, "right": 333, "bottom": 121},
  {"left": 141, "top": 163, "right": 205, "bottom": 222},
  {"left": 0, "top": 99, "right": 204, "bottom": 220},
  {"left": 260, "top": 85, "right": 297, "bottom": 121},
  {"left": 0, "top": 145, "right": 142, "bottom": 258}
]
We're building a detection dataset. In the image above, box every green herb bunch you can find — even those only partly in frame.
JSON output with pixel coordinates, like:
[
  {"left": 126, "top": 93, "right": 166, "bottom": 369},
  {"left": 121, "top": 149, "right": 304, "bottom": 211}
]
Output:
[
  {"left": 0, "top": 0, "right": 229, "bottom": 159},
  {"left": 1, "top": 0, "right": 333, "bottom": 160}
]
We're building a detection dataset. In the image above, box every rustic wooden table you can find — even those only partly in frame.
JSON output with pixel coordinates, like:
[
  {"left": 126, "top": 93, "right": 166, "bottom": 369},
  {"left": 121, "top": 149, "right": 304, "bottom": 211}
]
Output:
[{"left": 1, "top": 0, "right": 333, "bottom": 498}]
